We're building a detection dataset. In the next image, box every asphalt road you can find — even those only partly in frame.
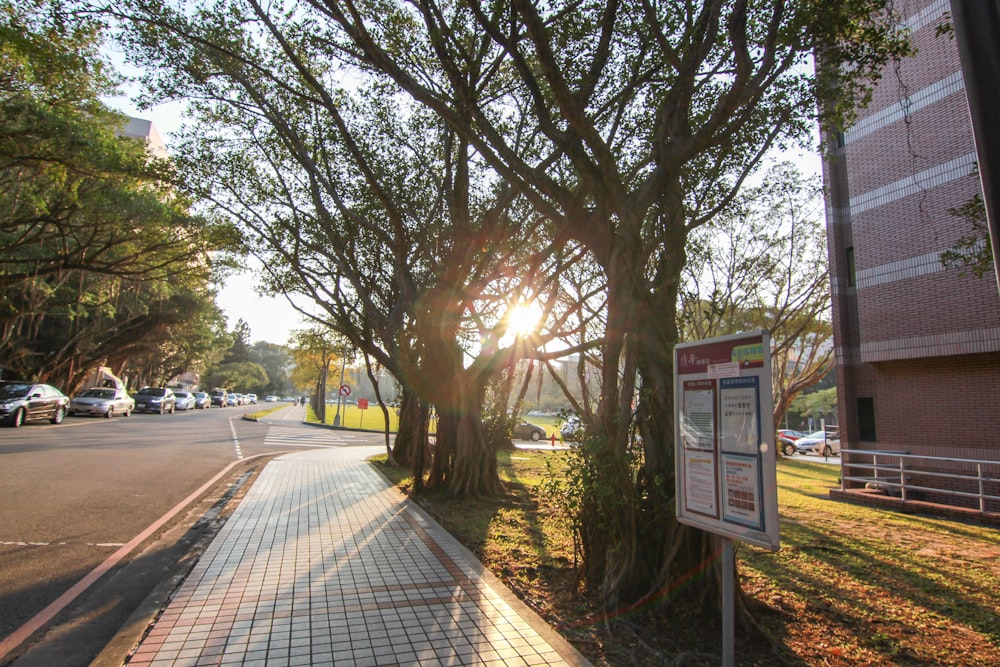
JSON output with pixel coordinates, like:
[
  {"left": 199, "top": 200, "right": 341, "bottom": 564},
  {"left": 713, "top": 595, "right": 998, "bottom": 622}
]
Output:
[{"left": 0, "top": 402, "right": 383, "bottom": 666}]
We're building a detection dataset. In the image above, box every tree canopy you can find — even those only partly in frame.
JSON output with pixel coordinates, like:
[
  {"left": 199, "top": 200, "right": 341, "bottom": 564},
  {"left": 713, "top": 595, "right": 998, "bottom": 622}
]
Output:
[
  {"left": 112, "top": 0, "right": 909, "bottom": 611},
  {"left": 0, "top": 0, "right": 238, "bottom": 389}
]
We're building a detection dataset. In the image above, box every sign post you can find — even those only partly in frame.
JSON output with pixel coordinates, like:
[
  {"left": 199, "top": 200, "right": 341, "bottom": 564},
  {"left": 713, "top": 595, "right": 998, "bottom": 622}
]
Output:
[
  {"left": 357, "top": 398, "right": 368, "bottom": 428},
  {"left": 674, "top": 330, "right": 780, "bottom": 666}
]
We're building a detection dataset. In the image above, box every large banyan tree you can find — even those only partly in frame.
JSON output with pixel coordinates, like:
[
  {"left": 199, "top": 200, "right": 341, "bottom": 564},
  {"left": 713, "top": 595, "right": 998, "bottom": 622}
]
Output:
[{"left": 116, "top": 0, "right": 908, "bottom": 610}]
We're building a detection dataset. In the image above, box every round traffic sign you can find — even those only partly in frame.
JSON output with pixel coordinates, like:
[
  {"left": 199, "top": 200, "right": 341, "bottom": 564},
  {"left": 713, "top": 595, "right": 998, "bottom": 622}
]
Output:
[{"left": 339, "top": 384, "right": 351, "bottom": 396}]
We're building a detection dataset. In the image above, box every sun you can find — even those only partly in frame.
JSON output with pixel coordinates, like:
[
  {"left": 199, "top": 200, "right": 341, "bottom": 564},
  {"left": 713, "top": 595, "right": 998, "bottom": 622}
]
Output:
[{"left": 505, "top": 301, "right": 543, "bottom": 337}]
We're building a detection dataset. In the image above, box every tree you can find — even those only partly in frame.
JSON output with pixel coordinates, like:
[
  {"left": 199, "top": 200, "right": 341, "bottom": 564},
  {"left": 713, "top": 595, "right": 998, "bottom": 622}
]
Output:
[
  {"left": 114, "top": 0, "right": 908, "bottom": 612},
  {"left": 681, "top": 161, "right": 833, "bottom": 430},
  {"left": 113, "top": 3, "right": 582, "bottom": 496},
  {"left": 305, "top": 0, "right": 908, "bottom": 609},
  {"left": 790, "top": 386, "right": 838, "bottom": 427},
  {"left": 249, "top": 341, "right": 292, "bottom": 395},
  {"left": 222, "top": 319, "right": 252, "bottom": 364},
  {"left": 0, "top": 0, "right": 235, "bottom": 388},
  {"left": 201, "top": 361, "right": 268, "bottom": 393},
  {"left": 940, "top": 191, "right": 993, "bottom": 279}
]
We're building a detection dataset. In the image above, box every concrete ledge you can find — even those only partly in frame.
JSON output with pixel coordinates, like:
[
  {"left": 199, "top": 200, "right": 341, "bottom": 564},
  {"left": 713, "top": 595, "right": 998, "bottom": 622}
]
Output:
[{"left": 831, "top": 488, "right": 1000, "bottom": 527}]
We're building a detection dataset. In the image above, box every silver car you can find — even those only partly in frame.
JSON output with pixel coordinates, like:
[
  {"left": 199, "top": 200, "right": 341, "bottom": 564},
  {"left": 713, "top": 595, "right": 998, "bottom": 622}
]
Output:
[
  {"left": 193, "top": 392, "right": 211, "bottom": 409},
  {"left": 174, "top": 391, "right": 196, "bottom": 411},
  {"left": 69, "top": 387, "right": 135, "bottom": 418}
]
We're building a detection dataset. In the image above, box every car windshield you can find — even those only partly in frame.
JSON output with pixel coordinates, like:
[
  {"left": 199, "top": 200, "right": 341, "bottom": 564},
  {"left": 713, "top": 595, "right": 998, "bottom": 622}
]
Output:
[
  {"left": 81, "top": 389, "right": 115, "bottom": 399},
  {"left": 195, "top": 392, "right": 207, "bottom": 398},
  {"left": 136, "top": 388, "right": 165, "bottom": 397},
  {"left": 803, "top": 431, "right": 827, "bottom": 440},
  {"left": 0, "top": 383, "right": 31, "bottom": 398}
]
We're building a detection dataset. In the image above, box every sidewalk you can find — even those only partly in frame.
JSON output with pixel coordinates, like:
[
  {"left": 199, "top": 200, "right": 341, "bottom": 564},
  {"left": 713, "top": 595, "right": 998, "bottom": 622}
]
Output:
[{"left": 123, "top": 430, "right": 591, "bottom": 666}]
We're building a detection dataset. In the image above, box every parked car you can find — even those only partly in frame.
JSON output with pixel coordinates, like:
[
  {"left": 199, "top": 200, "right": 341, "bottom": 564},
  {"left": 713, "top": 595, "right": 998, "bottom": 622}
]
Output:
[
  {"left": 0, "top": 381, "right": 69, "bottom": 427},
  {"left": 777, "top": 429, "right": 807, "bottom": 456},
  {"left": 69, "top": 387, "right": 134, "bottom": 418},
  {"left": 265, "top": 395, "right": 278, "bottom": 402},
  {"left": 512, "top": 420, "right": 547, "bottom": 441},
  {"left": 210, "top": 388, "right": 228, "bottom": 407},
  {"left": 226, "top": 393, "right": 239, "bottom": 407},
  {"left": 193, "top": 392, "right": 211, "bottom": 409},
  {"left": 174, "top": 391, "right": 196, "bottom": 411},
  {"left": 246, "top": 393, "right": 258, "bottom": 404},
  {"left": 560, "top": 416, "right": 584, "bottom": 442},
  {"left": 133, "top": 387, "right": 176, "bottom": 414},
  {"left": 794, "top": 430, "right": 841, "bottom": 457}
]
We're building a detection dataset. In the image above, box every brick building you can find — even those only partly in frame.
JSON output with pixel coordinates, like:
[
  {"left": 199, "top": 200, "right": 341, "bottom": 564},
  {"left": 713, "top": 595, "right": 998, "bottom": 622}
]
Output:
[{"left": 822, "top": 0, "right": 1000, "bottom": 509}]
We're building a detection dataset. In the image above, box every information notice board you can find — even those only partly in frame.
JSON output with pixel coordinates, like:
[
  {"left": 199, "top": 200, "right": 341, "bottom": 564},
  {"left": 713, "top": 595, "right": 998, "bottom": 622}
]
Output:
[{"left": 674, "top": 331, "right": 780, "bottom": 551}]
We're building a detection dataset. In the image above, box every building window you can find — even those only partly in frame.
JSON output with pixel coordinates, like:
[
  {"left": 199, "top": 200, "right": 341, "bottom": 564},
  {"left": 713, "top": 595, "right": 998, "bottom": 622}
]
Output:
[
  {"left": 857, "top": 397, "right": 876, "bottom": 441},
  {"left": 846, "top": 246, "right": 856, "bottom": 287}
]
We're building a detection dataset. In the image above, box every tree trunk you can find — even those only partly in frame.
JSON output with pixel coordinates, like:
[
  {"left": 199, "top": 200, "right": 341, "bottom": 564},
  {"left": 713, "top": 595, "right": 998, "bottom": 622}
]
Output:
[
  {"left": 391, "top": 391, "right": 426, "bottom": 468},
  {"left": 424, "top": 369, "right": 503, "bottom": 497},
  {"left": 578, "top": 203, "right": 722, "bottom": 609}
]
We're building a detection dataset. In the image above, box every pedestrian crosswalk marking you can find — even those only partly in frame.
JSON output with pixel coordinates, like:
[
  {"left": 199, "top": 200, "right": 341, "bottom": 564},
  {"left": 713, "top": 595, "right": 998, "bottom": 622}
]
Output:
[{"left": 264, "top": 426, "right": 363, "bottom": 448}]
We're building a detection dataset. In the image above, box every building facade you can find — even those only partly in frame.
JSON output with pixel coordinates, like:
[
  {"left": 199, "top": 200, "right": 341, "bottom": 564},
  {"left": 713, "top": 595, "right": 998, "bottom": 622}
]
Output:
[{"left": 823, "top": 0, "right": 1000, "bottom": 502}]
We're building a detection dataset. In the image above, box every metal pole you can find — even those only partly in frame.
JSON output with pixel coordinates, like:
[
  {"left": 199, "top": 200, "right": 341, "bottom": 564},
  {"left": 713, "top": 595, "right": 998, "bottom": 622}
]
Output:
[
  {"left": 978, "top": 463, "right": 985, "bottom": 513},
  {"left": 333, "top": 355, "right": 346, "bottom": 426},
  {"left": 900, "top": 459, "right": 907, "bottom": 502},
  {"left": 722, "top": 538, "right": 735, "bottom": 667},
  {"left": 949, "top": 0, "right": 1000, "bottom": 295}
]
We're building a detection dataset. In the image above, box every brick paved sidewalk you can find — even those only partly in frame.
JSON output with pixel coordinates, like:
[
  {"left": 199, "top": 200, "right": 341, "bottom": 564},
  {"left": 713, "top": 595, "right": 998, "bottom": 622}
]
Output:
[{"left": 125, "top": 445, "right": 591, "bottom": 667}]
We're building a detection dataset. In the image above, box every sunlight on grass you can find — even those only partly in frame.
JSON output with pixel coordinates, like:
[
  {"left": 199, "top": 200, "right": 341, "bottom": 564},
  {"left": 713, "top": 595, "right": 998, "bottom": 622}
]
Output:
[
  {"left": 373, "top": 451, "right": 1000, "bottom": 665},
  {"left": 739, "top": 458, "right": 1000, "bottom": 665}
]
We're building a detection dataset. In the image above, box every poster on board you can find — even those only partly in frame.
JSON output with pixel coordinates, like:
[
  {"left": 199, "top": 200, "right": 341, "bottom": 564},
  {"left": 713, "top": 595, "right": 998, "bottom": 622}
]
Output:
[{"left": 674, "top": 331, "right": 780, "bottom": 551}]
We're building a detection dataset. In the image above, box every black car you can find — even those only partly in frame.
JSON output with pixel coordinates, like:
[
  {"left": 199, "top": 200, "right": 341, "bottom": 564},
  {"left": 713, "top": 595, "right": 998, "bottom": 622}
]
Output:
[
  {"left": 511, "top": 420, "right": 547, "bottom": 441},
  {"left": 133, "top": 387, "right": 176, "bottom": 414},
  {"left": 0, "top": 381, "right": 70, "bottom": 427},
  {"left": 209, "top": 388, "right": 228, "bottom": 407}
]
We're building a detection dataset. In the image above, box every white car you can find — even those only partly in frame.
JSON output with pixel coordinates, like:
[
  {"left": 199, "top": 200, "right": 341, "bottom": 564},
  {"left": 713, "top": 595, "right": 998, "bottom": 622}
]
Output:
[
  {"left": 794, "top": 430, "right": 841, "bottom": 457},
  {"left": 265, "top": 395, "right": 278, "bottom": 402},
  {"left": 69, "top": 387, "right": 135, "bottom": 418},
  {"left": 174, "top": 391, "right": 196, "bottom": 410}
]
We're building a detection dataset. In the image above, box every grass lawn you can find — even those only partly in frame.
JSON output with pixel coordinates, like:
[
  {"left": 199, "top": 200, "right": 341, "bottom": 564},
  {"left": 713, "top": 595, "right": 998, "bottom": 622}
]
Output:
[
  {"left": 311, "top": 403, "right": 402, "bottom": 431},
  {"left": 372, "top": 452, "right": 1000, "bottom": 666},
  {"left": 311, "top": 406, "right": 570, "bottom": 441}
]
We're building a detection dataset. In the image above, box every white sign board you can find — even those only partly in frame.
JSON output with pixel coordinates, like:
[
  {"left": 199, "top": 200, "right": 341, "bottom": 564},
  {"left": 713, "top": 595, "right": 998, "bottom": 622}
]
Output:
[{"left": 674, "top": 331, "right": 780, "bottom": 550}]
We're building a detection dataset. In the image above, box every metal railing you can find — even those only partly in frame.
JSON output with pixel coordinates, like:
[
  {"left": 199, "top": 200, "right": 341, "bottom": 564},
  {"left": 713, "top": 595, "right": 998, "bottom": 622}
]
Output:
[{"left": 841, "top": 449, "right": 1000, "bottom": 514}]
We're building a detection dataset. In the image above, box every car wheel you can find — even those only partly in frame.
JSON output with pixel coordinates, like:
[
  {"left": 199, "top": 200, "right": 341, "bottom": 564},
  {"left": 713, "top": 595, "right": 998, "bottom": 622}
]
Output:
[
  {"left": 169, "top": 404, "right": 175, "bottom": 414},
  {"left": 105, "top": 407, "right": 114, "bottom": 419},
  {"left": 822, "top": 444, "right": 833, "bottom": 457},
  {"left": 51, "top": 406, "right": 65, "bottom": 424},
  {"left": 781, "top": 442, "right": 795, "bottom": 457},
  {"left": 530, "top": 430, "right": 541, "bottom": 441},
  {"left": 123, "top": 408, "right": 130, "bottom": 417},
  {"left": 11, "top": 407, "right": 25, "bottom": 428}
]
